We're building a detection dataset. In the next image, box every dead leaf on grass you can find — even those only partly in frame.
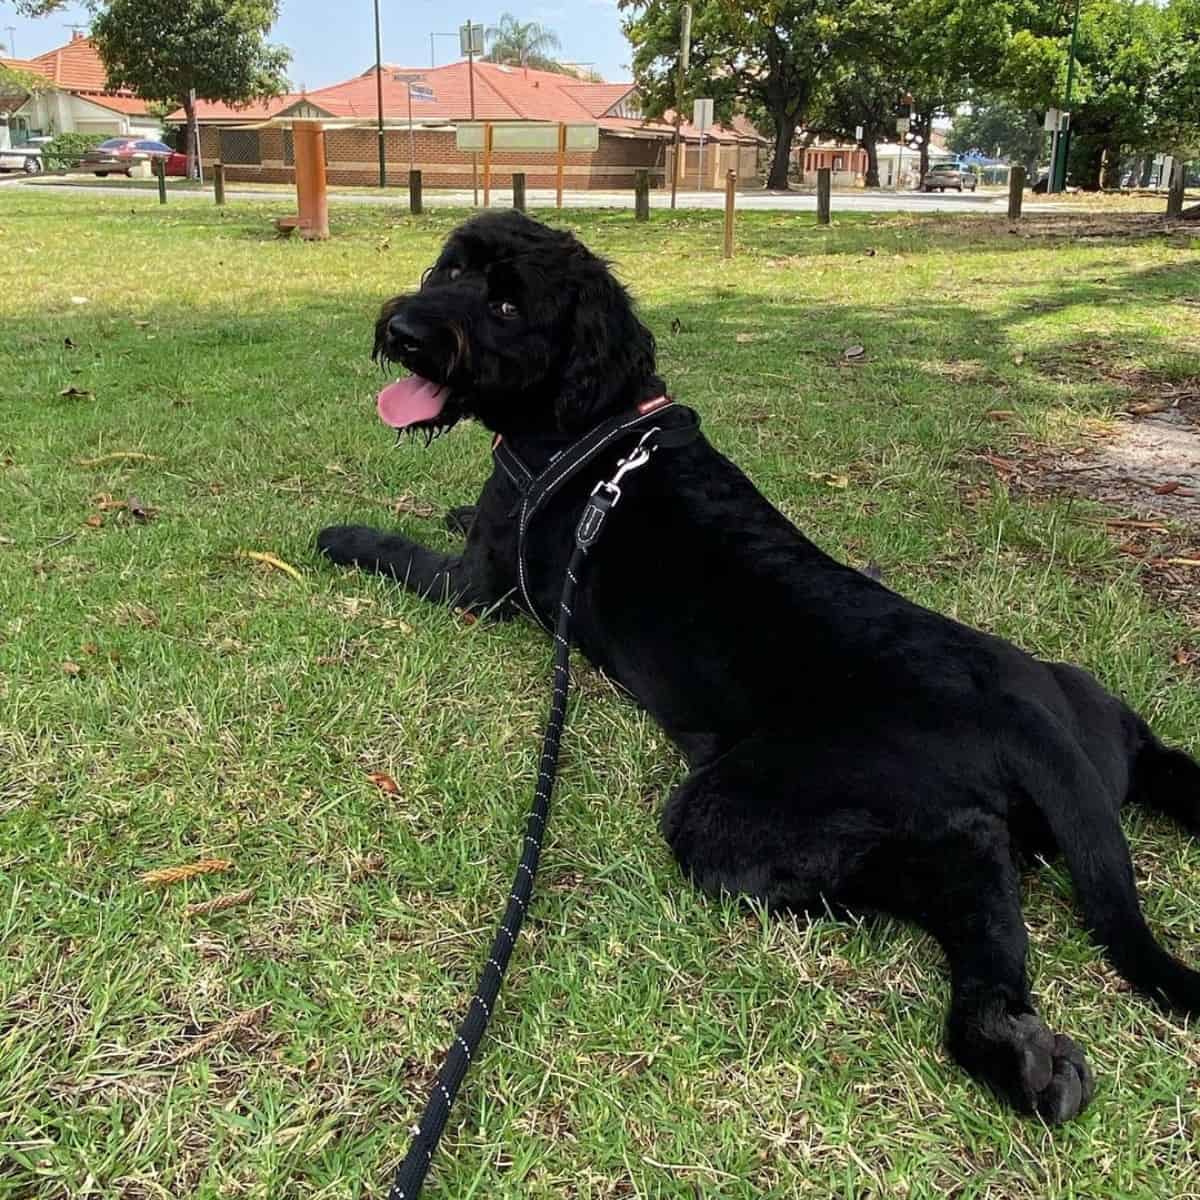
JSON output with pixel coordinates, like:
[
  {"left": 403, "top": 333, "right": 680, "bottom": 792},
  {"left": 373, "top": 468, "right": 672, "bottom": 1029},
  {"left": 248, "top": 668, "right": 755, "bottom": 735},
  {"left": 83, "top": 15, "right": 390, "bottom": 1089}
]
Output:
[
  {"left": 392, "top": 494, "right": 436, "bottom": 518},
  {"left": 59, "top": 386, "right": 93, "bottom": 400},
  {"left": 83, "top": 514, "right": 104, "bottom": 528},
  {"left": 812, "top": 472, "right": 849, "bottom": 489},
  {"left": 1153, "top": 481, "right": 1189, "bottom": 496},
  {"left": 61, "top": 660, "right": 82, "bottom": 677},
  {"left": 368, "top": 771, "right": 400, "bottom": 795},
  {"left": 139, "top": 858, "right": 233, "bottom": 888},
  {"left": 235, "top": 549, "right": 304, "bottom": 583},
  {"left": 842, "top": 344, "right": 867, "bottom": 361}
]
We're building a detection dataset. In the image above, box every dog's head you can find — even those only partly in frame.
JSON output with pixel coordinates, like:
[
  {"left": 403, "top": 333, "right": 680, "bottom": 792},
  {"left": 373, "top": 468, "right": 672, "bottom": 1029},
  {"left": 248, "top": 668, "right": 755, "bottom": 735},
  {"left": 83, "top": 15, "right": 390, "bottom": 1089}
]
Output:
[{"left": 373, "top": 211, "right": 662, "bottom": 438}]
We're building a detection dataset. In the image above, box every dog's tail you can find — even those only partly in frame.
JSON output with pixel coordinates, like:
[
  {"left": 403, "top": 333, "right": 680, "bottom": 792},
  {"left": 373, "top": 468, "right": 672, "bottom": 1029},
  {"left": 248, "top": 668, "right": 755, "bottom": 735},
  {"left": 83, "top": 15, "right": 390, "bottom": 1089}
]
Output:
[{"left": 1016, "top": 705, "right": 1200, "bottom": 1014}]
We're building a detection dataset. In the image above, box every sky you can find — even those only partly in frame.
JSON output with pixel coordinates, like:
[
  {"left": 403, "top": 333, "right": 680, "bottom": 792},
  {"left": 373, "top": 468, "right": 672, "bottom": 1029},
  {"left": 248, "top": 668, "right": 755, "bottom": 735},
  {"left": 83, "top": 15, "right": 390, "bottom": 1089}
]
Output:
[{"left": 2, "top": 1, "right": 633, "bottom": 87}]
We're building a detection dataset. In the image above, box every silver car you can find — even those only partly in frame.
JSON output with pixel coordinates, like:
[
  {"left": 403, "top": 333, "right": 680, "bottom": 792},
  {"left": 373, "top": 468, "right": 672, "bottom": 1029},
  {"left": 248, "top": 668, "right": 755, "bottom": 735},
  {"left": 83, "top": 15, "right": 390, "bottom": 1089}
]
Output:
[
  {"left": 921, "top": 162, "right": 978, "bottom": 192},
  {"left": 0, "top": 135, "right": 52, "bottom": 175}
]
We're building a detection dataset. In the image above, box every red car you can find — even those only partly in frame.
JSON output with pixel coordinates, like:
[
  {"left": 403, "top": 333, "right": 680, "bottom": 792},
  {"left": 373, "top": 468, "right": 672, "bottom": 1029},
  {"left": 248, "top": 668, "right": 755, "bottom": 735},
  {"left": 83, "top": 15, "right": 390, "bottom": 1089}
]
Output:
[{"left": 79, "top": 137, "right": 189, "bottom": 177}]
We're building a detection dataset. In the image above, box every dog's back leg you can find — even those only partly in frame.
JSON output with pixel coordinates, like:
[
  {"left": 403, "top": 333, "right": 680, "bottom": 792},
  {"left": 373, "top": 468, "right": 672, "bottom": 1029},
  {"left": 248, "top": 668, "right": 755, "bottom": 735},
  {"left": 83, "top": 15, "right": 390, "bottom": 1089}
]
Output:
[
  {"left": 1129, "top": 735, "right": 1200, "bottom": 834},
  {"left": 661, "top": 733, "right": 1094, "bottom": 1121}
]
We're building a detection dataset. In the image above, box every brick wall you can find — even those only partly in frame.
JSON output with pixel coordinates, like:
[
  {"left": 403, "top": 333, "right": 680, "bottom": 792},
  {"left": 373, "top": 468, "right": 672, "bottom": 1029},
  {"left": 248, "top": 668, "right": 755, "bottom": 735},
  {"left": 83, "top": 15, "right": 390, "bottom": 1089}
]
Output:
[{"left": 200, "top": 126, "right": 671, "bottom": 189}]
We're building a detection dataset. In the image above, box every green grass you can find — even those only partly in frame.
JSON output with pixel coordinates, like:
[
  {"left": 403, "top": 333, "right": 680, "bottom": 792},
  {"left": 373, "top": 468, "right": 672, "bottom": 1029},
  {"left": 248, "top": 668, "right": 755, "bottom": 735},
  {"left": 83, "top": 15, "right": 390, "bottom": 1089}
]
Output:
[{"left": 2, "top": 191, "right": 1200, "bottom": 1200}]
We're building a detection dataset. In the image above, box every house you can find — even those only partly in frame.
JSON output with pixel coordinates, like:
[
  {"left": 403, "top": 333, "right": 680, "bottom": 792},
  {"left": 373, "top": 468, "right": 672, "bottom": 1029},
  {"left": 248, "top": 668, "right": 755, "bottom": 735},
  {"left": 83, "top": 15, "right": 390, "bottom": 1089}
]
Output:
[
  {"left": 0, "top": 33, "right": 160, "bottom": 143},
  {"left": 796, "top": 136, "right": 954, "bottom": 188},
  {"left": 167, "top": 60, "right": 763, "bottom": 190}
]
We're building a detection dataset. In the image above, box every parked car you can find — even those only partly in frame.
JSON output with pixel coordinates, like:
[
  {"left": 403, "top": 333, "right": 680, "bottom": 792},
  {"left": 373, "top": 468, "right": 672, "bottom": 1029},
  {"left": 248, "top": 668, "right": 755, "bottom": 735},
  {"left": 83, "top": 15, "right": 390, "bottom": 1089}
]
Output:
[
  {"left": 920, "top": 162, "right": 978, "bottom": 192},
  {"left": 80, "top": 138, "right": 188, "bottom": 177},
  {"left": 0, "top": 135, "right": 53, "bottom": 175}
]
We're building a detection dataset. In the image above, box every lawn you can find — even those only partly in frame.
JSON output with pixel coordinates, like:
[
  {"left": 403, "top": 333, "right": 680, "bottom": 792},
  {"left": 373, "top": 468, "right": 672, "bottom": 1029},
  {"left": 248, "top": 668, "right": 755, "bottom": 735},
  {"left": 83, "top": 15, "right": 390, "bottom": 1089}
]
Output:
[{"left": 1, "top": 190, "right": 1199, "bottom": 1200}]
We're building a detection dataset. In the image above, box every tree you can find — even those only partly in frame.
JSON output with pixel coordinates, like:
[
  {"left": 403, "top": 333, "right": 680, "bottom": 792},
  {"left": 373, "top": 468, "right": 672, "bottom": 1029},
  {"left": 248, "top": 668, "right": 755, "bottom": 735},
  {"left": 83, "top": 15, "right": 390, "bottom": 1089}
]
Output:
[
  {"left": 809, "top": 64, "right": 900, "bottom": 187},
  {"left": 484, "top": 13, "right": 563, "bottom": 72},
  {"left": 7, "top": 0, "right": 65, "bottom": 14},
  {"left": 91, "top": 0, "right": 289, "bottom": 178},
  {"left": 946, "top": 94, "right": 1045, "bottom": 174}
]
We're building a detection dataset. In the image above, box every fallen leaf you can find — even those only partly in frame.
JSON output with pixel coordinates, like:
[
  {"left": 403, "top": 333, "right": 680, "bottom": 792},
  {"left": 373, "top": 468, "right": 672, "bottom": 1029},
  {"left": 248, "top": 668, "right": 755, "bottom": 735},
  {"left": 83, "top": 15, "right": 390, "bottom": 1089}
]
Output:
[
  {"left": 59, "top": 386, "right": 93, "bottom": 400},
  {"left": 1162, "top": 557, "right": 1200, "bottom": 568},
  {"left": 1128, "top": 400, "right": 1173, "bottom": 416},
  {"left": 1153, "top": 481, "right": 1182, "bottom": 495},
  {"left": 127, "top": 495, "right": 152, "bottom": 522},
  {"left": 81, "top": 642, "right": 99, "bottom": 656},
  {"left": 1173, "top": 647, "right": 1196, "bottom": 667},
  {"left": 69, "top": 296, "right": 89, "bottom": 305},
  {"left": 985, "top": 409, "right": 1017, "bottom": 422},
  {"left": 1012, "top": 353, "right": 1025, "bottom": 366},
  {"left": 76, "top": 452, "right": 161, "bottom": 468},
  {"left": 1116, "top": 541, "right": 1144, "bottom": 556},
  {"left": 61, "top": 660, "right": 82, "bottom": 676},
  {"left": 93, "top": 494, "right": 127, "bottom": 512},
  {"left": 811, "top": 472, "right": 849, "bottom": 489},
  {"left": 458, "top": 609, "right": 479, "bottom": 626},
  {"left": 368, "top": 771, "right": 400, "bottom": 794},
  {"left": 843, "top": 345, "right": 866, "bottom": 361},
  {"left": 235, "top": 549, "right": 303, "bottom": 583},
  {"left": 392, "top": 494, "right": 436, "bottom": 518},
  {"left": 84, "top": 514, "right": 104, "bottom": 528}
]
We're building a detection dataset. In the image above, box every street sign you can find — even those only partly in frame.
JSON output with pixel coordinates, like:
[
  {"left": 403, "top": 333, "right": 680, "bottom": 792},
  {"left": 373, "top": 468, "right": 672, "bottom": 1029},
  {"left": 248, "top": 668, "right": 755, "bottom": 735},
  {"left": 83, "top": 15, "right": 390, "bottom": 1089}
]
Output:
[
  {"left": 895, "top": 116, "right": 909, "bottom": 134},
  {"left": 692, "top": 97, "right": 713, "bottom": 132},
  {"left": 410, "top": 84, "right": 435, "bottom": 102},
  {"left": 459, "top": 21, "right": 484, "bottom": 56},
  {"left": 456, "top": 122, "right": 599, "bottom": 152},
  {"left": 1043, "top": 107, "right": 1064, "bottom": 131},
  {"left": 854, "top": 124, "right": 864, "bottom": 142}
]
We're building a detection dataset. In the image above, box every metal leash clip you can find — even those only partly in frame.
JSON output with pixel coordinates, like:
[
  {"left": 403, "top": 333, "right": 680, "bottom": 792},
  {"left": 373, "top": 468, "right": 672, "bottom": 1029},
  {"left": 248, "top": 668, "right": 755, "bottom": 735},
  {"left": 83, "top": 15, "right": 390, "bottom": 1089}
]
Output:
[{"left": 576, "top": 428, "right": 661, "bottom": 549}]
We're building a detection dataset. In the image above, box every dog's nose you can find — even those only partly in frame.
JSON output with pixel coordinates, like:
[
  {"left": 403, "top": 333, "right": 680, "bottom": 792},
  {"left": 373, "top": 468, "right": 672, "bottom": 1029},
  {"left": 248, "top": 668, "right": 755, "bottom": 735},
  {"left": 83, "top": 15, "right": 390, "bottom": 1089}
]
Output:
[{"left": 387, "top": 313, "right": 422, "bottom": 348}]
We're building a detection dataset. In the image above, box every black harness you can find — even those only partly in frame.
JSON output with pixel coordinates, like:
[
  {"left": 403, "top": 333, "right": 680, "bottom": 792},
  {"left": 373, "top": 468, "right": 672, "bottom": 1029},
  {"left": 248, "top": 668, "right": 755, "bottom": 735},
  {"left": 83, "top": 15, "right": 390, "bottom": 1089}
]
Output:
[{"left": 388, "top": 398, "right": 701, "bottom": 1200}]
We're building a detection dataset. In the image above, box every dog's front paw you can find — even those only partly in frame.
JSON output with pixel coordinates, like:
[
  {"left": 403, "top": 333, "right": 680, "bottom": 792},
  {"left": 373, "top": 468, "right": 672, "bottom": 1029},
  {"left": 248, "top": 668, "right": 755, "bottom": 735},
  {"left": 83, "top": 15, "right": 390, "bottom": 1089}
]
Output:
[{"left": 316, "top": 524, "right": 381, "bottom": 567}]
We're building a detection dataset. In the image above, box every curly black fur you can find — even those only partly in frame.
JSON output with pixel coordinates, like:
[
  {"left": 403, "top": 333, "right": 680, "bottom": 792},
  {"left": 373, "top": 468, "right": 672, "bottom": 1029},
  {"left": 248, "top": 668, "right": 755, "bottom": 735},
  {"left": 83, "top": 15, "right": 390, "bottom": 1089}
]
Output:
[{"left": 320, "top": 210, "right": 1200, "bottom": 1124}]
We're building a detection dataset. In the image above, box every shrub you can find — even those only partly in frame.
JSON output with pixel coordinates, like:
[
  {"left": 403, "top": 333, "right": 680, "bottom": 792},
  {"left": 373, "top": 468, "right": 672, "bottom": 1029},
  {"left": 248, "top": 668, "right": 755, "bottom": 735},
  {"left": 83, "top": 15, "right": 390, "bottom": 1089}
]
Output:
[{"left": 42, "top": 132, "right": 109, "bottom": 171}]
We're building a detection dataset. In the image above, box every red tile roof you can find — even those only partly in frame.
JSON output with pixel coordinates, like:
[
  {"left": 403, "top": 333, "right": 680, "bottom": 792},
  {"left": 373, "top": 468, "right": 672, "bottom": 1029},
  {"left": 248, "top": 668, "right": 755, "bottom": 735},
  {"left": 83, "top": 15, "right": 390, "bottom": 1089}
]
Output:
[
  {"left": 81, "top": 92, "right": 154, "bottom": 115},
  {"left": 5, "top": 34, "right": 152, "bottom": 113}
]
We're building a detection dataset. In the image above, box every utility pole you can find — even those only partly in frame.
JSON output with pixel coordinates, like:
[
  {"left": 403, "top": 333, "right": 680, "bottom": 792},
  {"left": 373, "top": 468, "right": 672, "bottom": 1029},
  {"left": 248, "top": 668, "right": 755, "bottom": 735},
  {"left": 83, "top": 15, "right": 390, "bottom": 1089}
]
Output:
[
  {"left": 374, "top": 0, "right": 386, "bottom": 187},
  {"left": 462, "top": 20, "right": 481, "bottom": 205},
  {"left": 670, "top": 3, "right": 692, "bottom": 210},
  {"left": 3, "top": 27, "right": 16, "bottom": 58},
  {"left": 1051, "top": 0, "right": 1081, "bottom": 194}
]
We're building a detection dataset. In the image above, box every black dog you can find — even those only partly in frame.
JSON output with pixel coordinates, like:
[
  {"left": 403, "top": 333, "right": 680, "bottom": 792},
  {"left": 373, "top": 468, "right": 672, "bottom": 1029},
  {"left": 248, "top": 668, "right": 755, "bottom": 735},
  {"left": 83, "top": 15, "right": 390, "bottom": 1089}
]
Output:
[{"left": 319, "top": 211, "right": 1200, "bottom": 1124}]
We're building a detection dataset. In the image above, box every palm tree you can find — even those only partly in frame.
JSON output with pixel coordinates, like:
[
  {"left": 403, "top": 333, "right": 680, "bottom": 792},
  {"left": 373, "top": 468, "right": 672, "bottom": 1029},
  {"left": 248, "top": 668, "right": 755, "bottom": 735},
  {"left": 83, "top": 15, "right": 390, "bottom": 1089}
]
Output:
[{"left": 484, "top": 12, "right": 563, "bottom": 72}]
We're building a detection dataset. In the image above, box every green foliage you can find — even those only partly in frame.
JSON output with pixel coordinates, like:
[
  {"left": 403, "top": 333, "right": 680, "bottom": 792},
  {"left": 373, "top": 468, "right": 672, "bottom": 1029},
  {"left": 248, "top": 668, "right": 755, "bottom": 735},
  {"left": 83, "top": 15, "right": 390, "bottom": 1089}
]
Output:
[
  {"left": 90, "top": 0, "right": 290, "bottom": 109},
  {"left": 0, "top": 61, "right": 51, "bottom": 95},
  {"left": 947, "top": 95, "right": 1046, "bottom": 174},
  {"left": 484, "top": 12, "right": 565, "bottom": 72},
  {"left": 41, "top": 131, "right": 108, "bottom": 170},
  {"left": 9, "top": 0, "right": 65, "bottom": 13}
]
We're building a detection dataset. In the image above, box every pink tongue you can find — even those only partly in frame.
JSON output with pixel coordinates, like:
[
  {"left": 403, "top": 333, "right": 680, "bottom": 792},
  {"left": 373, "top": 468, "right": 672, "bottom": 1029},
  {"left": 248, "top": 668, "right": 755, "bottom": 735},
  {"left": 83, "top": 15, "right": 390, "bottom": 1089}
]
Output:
[{"left": 377, "top": 375, "right": 449, "bottom": 429}]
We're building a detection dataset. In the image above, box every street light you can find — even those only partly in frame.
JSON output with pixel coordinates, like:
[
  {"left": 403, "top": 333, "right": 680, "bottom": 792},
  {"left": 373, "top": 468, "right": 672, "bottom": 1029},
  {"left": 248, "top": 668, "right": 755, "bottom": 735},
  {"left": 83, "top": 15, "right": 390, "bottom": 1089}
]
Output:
[
  {"left": 373, "top": 0, "right": 386, "bottom": 187},
  {"left": 3, "top": 26, "right": 16, "bottom": 58}
]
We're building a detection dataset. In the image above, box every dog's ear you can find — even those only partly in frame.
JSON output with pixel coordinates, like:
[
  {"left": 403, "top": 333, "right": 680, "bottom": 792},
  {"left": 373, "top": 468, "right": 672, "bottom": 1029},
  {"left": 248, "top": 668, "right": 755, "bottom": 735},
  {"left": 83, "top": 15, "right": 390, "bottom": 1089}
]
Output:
[{"left": 556, "top": 265, "right": 658, "bottom": 432}]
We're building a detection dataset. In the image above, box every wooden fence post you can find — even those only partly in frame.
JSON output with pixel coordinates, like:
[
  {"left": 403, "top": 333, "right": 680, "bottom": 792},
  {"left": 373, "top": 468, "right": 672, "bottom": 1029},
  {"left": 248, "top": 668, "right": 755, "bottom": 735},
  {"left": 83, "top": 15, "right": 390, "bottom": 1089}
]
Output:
[
  {"left": 816, "top": 167, "right": 831, "bottom": 225},
  {"left": 1167, "top": 161, "right": 1186, "bottom": 218},
  {"left": 409, "top": 169, "right": 422, "bottom": 215},
  {"left": 723, "top": 170, "right": 736, "bottom": 258},
  {"left": 634, "top": 168, "right": 649, "bottom": 221},
  {"left": 1008, "top": 165, "right": 1025, "bottom": 220},
  {"left": 213, "top": 161, "right": 225, "bottom": 206},
  {"left": 155, "top": 156, "right": 167, "bottom": 204},
  {"left": 512, "top": 172, "right": 526, "bottom": 213}
]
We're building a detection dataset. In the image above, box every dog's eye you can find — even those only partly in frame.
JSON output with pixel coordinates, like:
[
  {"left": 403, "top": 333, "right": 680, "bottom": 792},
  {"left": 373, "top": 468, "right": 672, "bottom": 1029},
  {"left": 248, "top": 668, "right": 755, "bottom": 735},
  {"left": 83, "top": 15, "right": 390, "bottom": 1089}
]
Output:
[
  {"left": 491, "top": 300, "right": 519, "bottom": 319},
  {"left": 447, "top": 267, "right": 462, "bottom": 281}
]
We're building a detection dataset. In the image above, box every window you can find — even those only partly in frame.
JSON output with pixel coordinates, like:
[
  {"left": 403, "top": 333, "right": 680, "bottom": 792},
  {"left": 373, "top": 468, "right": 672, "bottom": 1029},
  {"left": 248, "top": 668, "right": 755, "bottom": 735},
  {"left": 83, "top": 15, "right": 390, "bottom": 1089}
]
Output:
[
  {"left": 218, "top": 128, "right": 261, "bottom": 164},
  {"left": 135, "top": 140, "right": 171, "bottom": 153},
  {"left": 833, "top": 155, "right": 843, "bottom": 171}
]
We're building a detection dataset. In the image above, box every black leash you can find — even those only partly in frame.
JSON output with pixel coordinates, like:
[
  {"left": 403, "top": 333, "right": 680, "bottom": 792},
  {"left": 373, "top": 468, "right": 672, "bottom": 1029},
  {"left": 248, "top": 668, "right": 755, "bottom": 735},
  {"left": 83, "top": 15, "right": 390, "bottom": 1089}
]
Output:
[{"left": 388, "top": 419, "right": 695, "bottom": 1200}]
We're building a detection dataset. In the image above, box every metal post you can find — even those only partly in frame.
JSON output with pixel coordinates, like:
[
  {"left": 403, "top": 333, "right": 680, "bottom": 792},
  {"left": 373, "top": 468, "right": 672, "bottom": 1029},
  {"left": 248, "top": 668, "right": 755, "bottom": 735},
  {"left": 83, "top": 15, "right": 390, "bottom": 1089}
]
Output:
[
  {"left": 1008, "top": 164, "right": 1025, "bottom": 219},
  {"left": 723, "top": 169, "right": 735, "bottom": 257},
  {"left": 483, "top": 122, "right": 493, "bottom": 208},
  {"left": 670, "top": 3, "right": 692, "bottom": 210},
  {"left": 696, "top": 130, "right": 704, "bottom": 191},
  {"left": 556, "top": 122, "right": 566, "bottom": 209},
  {"left": 409, "top": 168, "right": 422, "bottom": 214},
  {"left": 213, "top": 160, "right": 225, "bottom": 205},
  {"left": 155, "top": 156, "right": 166, "bottom": 203},
  {"left": 374, "top": 0, "right": 386, "bottom": 187},
  {"left": 816, "top": 166, "right": 831, "bottom": 224},
  {"left": 634, "top": 168, "right": 649, "bottom": 221},
  {"left": 408, "top": 82, "right": 414, "bottom": 173},
  {"left": 513, "top": 171, "right": 526, "bottom": 212}
]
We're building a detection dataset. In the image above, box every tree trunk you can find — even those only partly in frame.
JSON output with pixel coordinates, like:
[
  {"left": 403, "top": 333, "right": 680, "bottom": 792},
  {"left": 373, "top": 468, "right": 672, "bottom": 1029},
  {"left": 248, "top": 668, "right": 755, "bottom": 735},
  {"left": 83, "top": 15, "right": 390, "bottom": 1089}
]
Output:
[
  {"left": 767, "top": 112, "right": 798, "bottom": 191},
  {"left": 865, "top": 138, "right": 880, "bottom": 188},
  {"left": 183, "top": 91, "right": 199, "bottom": 182}
]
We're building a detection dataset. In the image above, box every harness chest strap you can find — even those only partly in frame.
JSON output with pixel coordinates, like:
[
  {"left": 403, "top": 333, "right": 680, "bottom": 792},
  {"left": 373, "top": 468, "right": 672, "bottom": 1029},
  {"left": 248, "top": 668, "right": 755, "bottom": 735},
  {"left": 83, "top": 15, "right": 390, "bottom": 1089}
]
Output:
[{"left": 492, "top": 397, "right": 702, "bottom": 630}]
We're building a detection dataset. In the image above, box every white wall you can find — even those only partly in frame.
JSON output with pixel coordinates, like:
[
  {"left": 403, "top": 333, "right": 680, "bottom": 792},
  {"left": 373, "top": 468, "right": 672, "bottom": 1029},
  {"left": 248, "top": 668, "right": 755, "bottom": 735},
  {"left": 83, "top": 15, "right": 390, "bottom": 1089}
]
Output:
[{"left": 14, "top": 90, "right": 160, "bottom": 139}]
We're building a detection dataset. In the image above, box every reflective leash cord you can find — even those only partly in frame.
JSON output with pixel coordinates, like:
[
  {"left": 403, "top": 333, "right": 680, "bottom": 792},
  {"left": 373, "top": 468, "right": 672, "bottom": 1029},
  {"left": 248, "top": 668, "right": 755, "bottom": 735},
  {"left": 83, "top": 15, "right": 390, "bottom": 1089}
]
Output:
[{"left": 388, "top": 434, "right": 658, "bottom": 1200}]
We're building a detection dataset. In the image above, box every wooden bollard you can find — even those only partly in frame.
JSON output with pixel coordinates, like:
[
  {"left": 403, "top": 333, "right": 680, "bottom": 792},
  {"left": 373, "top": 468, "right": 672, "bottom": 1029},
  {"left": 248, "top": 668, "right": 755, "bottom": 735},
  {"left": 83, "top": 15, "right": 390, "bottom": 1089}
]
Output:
[
  {"left": 816, "top": 167, "right": 831, "bottom": 225},
  {"left": 723, "top": 170, "right": 736, "bottom": 258},
  {"left": 1008, "top": 165, "right": 1025, "bottom": 220},
  {"left": 213, "top": 160, "right": 225, "bottom": 206},
  {"left": 409, "top": 169, "right": 422, "bottom": 215},
  {"left": 155, "top": 156, "right": 166, "bottom": 204},
  {"left": 512, "top": 172, "right": 526, "bottom": 213},
  {"left": 634, "top": 168, "right": 650, "bottom": 221},
  {"left": 1167, "top": 161, "right": 1186, "bottom": 218}
]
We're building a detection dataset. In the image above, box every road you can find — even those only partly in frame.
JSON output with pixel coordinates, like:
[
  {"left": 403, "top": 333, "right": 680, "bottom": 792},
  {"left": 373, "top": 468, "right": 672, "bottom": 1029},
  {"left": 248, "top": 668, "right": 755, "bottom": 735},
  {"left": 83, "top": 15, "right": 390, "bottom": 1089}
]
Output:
[{"left": 5, "top": 176, "right": 1054, "bottom": 214}]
